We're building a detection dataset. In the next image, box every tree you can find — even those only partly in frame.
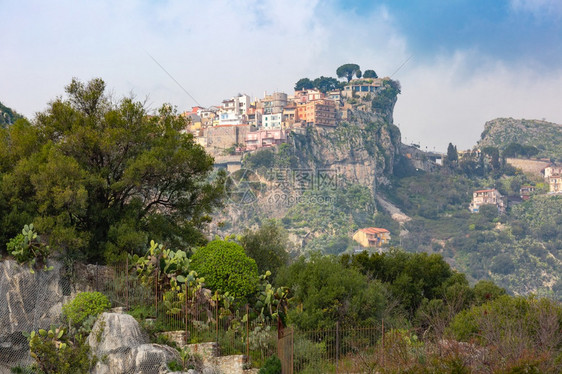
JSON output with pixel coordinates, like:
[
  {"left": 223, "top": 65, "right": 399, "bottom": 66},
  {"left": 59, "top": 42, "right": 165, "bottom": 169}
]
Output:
[
  {"left": 276, "top": 254, "right": 390, "bottom": 329},
  {"left": 311, "top": 76, "right": 341, "bottom": 93},
  {"left": 0, "top": 78, "right": 225, "bottom": 262},
  {"left": 363, "top": 70, "right": 378, "bottom": 78},
  {"left": 355, "top": 69, "right": 362, "bottom": 78},
  {"left": 190, "top": 239, "right": 259, "bottom": 299},
  {"left": 446, "top": 142, "right": 458, "bottom": 166},
  {"left": 240, "top": 220, "right": 290, "bottom": 281},
  {"left": 294, "top": 78, "right": 314, "bottom": 91},
  {"left": 336, "top": 63, "right": 361, "bottom": 82}
]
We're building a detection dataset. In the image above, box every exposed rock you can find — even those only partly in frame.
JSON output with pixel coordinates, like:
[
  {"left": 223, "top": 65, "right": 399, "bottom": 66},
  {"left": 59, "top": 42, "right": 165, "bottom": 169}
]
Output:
[
  {"left": 0, "top": 260, "right": 70, "bottom": 371},
  {"left": 88, "top": 312, "right": 180, "bottom": 374}
]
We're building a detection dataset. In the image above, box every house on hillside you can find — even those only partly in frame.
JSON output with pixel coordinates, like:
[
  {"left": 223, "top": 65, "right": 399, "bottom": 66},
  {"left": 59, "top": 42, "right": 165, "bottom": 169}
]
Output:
[
  {"left": 341, "top": 78, "right": 383, "bottom": 99},
  {"left": 542, "top": 164, "right": 562, "bottom": 179},
  {"left": 245, "top": 129, "right": 287, "bottom": 151},
  {"left": 549, "top": 175, "right": 562, "bottom": 194},
  {"left": 469, "top": 189, "right": 506, "bottom": 213},
  {"left": 519, "top": 185, "right": 536, "bottom": 200},
  {"left": 353, "top": 228, "right": 391, "bottom": 248}
]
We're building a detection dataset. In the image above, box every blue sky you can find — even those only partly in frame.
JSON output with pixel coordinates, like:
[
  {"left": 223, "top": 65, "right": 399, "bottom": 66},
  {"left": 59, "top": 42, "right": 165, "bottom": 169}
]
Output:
[{"left": 1, "top": 0, "right": 561, "bottom": 151}]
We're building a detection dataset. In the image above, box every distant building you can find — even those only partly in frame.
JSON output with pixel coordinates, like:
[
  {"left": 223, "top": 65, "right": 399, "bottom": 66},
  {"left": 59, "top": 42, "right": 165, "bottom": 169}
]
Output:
[
  {"left": 245, "top": 129, "right": 287, "bottom": 151},
  {"left": 519, "top": 185, "right": 536, "bottom": 200},
  {"left": 542, "top": 165, "right": 562, "bottom": 179},
  {"left": 262, "top": 113, "right": 283, "bottom": 129},
  {"left": 341, "top": 78, "right": 383, "bottom": 98},
  {"left": 262, "top": 92, "right": 288, "bottom": 115},
  {"left": 469, "top": 189, "right": 506, "bottom": 213},
  {"left": 549, "top": 175, "right": 562, "bottom": 194},
  {"left": 297, "top": 99, "right": 337, "bottom": 127},
  {"left": 294, "top": 89, "right": 324, "bottom": 103},
  {"left": 353, "top": 228, "right": 391, "bottom": 248}
]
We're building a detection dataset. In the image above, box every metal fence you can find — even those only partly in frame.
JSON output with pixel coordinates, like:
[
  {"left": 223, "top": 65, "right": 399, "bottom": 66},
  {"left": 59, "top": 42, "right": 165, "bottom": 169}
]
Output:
[
  {"left": 92, "top": 261, "right": 278, "bottom": 367},
  {"left": 94, "top": 261, "right": 394, "bottom": 373}
]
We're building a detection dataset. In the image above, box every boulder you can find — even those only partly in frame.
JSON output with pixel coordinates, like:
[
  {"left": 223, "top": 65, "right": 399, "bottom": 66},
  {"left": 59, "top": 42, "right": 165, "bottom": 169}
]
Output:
[
  {"left": 0, "top": 260, "right": 68, "bottom": 371},
  {"left": 88, "top": 312, "right": 180, "bottom": 374}
]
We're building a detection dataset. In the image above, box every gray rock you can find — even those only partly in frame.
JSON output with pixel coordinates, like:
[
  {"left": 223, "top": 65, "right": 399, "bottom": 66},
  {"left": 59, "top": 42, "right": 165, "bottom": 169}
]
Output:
[
  {"left": 0, "top": 260, "right": 69, "bottom": 369},
  {"left": 88, "top": 312, "right": 180, "bottom": 374}
]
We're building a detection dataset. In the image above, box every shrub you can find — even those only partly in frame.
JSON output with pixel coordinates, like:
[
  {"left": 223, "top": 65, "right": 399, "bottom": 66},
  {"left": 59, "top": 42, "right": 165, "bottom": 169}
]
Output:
[
  {"left": 259, "top": 355, "right": 282, "bottom": 374},
  {"left": 27, "top": 326, "right": 92, "bottom": 374},
  {"left": 6, "top": 224, "right": 51, "bottom": 273},
  {"left": 62, "top": 292, "right": 110, "bottom": 328},
  {"left": 191, "top": 240, "right": 259, "bottom": 299}
]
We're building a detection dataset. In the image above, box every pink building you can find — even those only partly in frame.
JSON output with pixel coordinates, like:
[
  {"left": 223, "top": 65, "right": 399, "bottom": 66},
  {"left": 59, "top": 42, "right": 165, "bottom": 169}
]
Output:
[{"left": 245, "top": 129, "right": 287, "bottom": 151}]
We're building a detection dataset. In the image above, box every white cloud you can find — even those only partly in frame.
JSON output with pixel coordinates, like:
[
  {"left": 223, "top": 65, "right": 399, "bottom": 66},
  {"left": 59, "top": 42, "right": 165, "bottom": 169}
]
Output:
[
  {"left": 510, "top": 0, "right": 562, "bottom": 17},
  {"left": 395, "top": 51, "right": 562, "bottom": 151},
  {"left": 1, "top": 1, "right": 561, "bottom": 152}
]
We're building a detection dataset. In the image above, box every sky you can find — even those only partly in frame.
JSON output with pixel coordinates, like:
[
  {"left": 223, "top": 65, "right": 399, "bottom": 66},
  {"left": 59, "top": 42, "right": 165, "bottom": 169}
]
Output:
[{"left": 1, "top": 0, "right": 562, "bottom": 151}]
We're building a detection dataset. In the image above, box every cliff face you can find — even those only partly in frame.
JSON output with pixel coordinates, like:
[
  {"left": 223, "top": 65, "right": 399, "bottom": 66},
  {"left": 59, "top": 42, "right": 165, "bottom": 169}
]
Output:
[
  {"left": 210, "top": 88, "right": 402, "bottom": 248},
  {"left": 290, "top": 109, "right": 401, "bottom": 191}
]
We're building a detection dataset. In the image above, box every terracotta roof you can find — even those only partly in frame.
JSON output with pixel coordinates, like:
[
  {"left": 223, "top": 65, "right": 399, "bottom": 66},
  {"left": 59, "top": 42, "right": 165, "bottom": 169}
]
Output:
[{"left": 359, "top": 227, "right": 389, "bottom": 234}]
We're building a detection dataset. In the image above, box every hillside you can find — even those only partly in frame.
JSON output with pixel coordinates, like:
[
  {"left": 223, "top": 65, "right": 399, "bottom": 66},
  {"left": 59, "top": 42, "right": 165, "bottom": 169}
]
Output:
[
  {"left": 0, "top": 101, "right": 23, "bottom": 127},
  {"left": 212, "top": 83, "right": 402, "bottom": 254},
  {"left": 477, "top": 117, "right": 562, "bottom": 160}
]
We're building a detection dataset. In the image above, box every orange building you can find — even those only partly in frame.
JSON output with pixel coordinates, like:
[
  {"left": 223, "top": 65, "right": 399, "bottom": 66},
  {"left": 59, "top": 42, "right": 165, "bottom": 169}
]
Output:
[
  {"left": 296, "top": 99, "right": 337, "bottom": 127},
  {"left": 353, "top": 228, "right": 391, "bottom": 248}
]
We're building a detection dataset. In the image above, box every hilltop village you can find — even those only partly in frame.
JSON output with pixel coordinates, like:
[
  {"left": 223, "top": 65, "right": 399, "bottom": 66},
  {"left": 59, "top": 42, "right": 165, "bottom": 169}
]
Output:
[{"left": 180, "top": 77, "right": 389, "bottom": 156}]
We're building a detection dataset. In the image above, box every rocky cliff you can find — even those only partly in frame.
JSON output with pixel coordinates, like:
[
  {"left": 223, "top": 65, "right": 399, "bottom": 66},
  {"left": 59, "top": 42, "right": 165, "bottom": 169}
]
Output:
[
  {"left": 290, "top": 109, "right": 401, "bottom": 191},
  {"left": 210, "top": 88, "right": 402, "bottom": 251},
  {"left": 0, "top": 261, "right": 69, "bottom": 372},
  {"left": 477, "top": 117, "right": 562, "bottom": 160}
]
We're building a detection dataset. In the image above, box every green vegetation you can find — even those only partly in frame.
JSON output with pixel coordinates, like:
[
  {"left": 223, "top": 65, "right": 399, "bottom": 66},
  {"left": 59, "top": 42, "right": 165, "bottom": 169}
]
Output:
[
  {"left": 27, "top": 326, "right": 93, "bottom": 374},
  {"left": 0, "top": 78, "right": 225, "bottom": 263},
  {"left": 336, "top": 63, "right": 361, "bottom": 82},
  {"left": 7, "top": 224, "right": 52, "bottom": 273},
  {"left": 259, "top": 355, "right": 282, "bottom": 374},
  {"left": 240, "top": 220, "right": 290, "bottom": 281},
  {"left": 191, "top": 239, "right": 259, "bottom": 299},
  {"left": 62, "top": 292, "right": 110, "bottom": 329},
  {"left": 2, "top": 73, "right": 561, "bottom": 372},
  {"left": 294, "top": 76, "right": 343, "bottom": 93},
  {"left": 0, "top": 101, "right": 23, "bottom": 127}
]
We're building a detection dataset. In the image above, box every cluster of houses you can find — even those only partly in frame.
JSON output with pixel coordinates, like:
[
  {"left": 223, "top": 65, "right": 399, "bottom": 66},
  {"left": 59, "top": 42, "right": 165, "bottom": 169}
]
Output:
[
  {"left": 469, "top": 164, "right": 562, "bottom": 213},
  {"left": 181, "top": 78, "right": 385, "bottom": 155}
]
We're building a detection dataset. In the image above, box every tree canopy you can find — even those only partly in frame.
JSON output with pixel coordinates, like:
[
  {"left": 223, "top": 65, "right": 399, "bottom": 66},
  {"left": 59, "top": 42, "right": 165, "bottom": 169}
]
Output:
[
  {"left": 294, "top": 78, "right": 314, "bottom": 91},
  {"left": 0, "top": 78, "right": 225, "bottom": 262},
  {"left": 191, "top": 239, "right": 259, "bottom": 299},
  {"left": 294, "top": 76, "right": 342, "bottom": 93},
  {"left": 240, "top": 220, "right": 290, "bottom": 281},
  {"left": 363, "top": 70, "right": 378, "bottom": 78},
  {"left": 336, "top": 63, "right": 361, "bottom": 82}
]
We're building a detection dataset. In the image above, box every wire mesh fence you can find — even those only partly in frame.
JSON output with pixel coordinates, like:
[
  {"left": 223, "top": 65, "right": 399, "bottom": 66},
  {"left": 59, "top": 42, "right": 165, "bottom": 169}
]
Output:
[{"left": 1, "top": 259, "right": 405, "bottom": 373}]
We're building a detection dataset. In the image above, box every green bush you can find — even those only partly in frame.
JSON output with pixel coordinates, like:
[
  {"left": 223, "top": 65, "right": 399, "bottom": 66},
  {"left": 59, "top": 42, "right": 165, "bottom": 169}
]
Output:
[
  {"left": 62, "top": 292, "right": 110, "bottom": 328},
  {"left": 27, "top": 326, "right": 92, "bottom": 374},
  {"left": 191, "top": 240, "right": 258, "bottom": 299},
  {"left": 259, "top": 355, "right": 282, "bottom": 374}
]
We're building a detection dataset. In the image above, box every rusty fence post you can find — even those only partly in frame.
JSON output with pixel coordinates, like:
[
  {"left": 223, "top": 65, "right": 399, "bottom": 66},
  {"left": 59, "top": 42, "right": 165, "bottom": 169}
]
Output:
[
  {"left": 246, "top": 304, "right": 250, "bottom": 362},
  {"left": 215, "top": 292, "right": 219, "bottom": 344},
  {"left": 155, "top": 268, "right": 159, "bottom": 320},
  {"left": 184, "top": 284, "right": 189, "bottom": 345},
  {"left": 381, "top": 319, "right": 384, "bottom": 367},
  {"left": 125, "top": 255, "right": 129, "bottom": 311},
  {"left": 335, "top": 321, "right": 340, "bottom": 374}
]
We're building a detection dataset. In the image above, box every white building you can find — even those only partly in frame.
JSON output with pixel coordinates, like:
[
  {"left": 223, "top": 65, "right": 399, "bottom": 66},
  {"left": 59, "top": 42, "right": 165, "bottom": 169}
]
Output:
[{"left": 262, "top": 113, "right": 283, "bottom": 129}]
